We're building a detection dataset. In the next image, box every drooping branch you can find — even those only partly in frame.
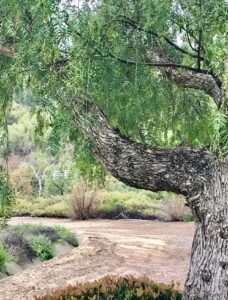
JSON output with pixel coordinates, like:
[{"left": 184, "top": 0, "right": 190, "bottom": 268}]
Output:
[
  {"left": 1, "top": 20, "right": 223, "bottom": 107},
  {"left": 65, "top": 24, "right": 223, "bottom": 106},
  {"left": 61, "top": 28, "right": 222, "bottom": 101},
  {"left": 111, "top": 54, "right": 212, "bottom": 74},
  {"left": 112, "top": 15, "right": 224, "bottom": 105},
  {"left": 118, "top": 16, "right": 205, "bottom": 61},
  {"left": 68, "top": 94, "right": 215, "bottom": 196}
]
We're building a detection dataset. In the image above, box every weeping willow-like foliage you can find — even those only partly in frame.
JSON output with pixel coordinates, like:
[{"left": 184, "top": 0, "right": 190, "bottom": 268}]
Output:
[{"left": 0, "top": 0, "right": 227, "bottom": 176}]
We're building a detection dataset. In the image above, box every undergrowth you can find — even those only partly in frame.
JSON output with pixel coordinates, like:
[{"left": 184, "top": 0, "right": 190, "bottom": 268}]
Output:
[
  {"left": 1, "top": 229, "right": 36, "bottom": 263},
  {"left": 36, "top": 275, "right": 182, "bottom": 300},
  {"left": 30, "top": 235, "right": 55, "bottom": 261},
  {"left": 0, "top": 224, "right": 78, "bottom": 274},
  {"left": 0, "top": 242, "right": 9, "bottom": 272},
  {"left": 13, "top": 187, "right": 192, "bottom": 222},
  {"left": 54, "top": 226, "right": 79, "bottom": 247}
]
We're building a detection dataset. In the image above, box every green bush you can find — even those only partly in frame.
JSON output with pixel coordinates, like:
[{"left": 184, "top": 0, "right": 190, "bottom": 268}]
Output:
[
  {"left": 13, "top": 197, "right": 69, "bottom": 218},
  {"left": 36, "top": 275, "right": 182, "bottom": 300},
  {"left": 13, "top": 189, "right": 193, "bottom": 222},
  {"left": 0, "top": 224, "right": 78, "bottom": 276},
  {"left": 98, "top": 191, "right": 160, "bottom": 219},
  {"left": 0, "top": 242, "right": 9, "bottom": 272},
  {"left": 30, "top": 235, "right": 55, "bottom": 261},
  {"left": 12, "top": 223, "right": 60, "bottom": 242},
  {"left": 31, "top": 201, "right": 69, "bottom": 218},
  {"left": 54, "top": 226, "right": 79, "bottom": 247},
  {"left": 14, "top": 192, "right": 160, "bottom": 220},
  {"left": 13, "top": 224, "right": 78, "bottom": 247},
  {"left": 30, "top": 227, "right": 60, "bottom": 242},
  {"left": 13, "top": 198, "right": 32, "bottom": 216}
]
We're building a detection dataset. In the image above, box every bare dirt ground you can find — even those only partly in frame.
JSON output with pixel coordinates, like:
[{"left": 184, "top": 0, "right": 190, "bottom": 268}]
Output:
[{"left": 0, "top": 217, "right": 195, "bottom": 300}]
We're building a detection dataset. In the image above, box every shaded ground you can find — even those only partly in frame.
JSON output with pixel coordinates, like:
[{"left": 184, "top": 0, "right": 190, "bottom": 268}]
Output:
[{"left": 0, "top": 217, "right": 195, "bottom": 300}]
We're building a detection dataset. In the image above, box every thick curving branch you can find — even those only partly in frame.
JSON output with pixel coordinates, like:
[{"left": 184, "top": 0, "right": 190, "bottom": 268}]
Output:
[
  {"left": 68, "top": 94, "right": 215, "bottom": 196},
  {"left": 146, "top": 48, "right": 223, "bottom": 107}
]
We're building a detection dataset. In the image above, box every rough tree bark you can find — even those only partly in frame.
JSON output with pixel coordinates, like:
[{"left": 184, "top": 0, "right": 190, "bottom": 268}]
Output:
[
  {"left": 145, "top": 47, "right": 223, "bottom": 106},
  {"left": 184, "top": 169, "right": 228, "bottom": 299},
  {"left": 183, "top": 163, "right": 228, "bottom": 299},
  {"left": 69, "top": 94, "right": 228, "bottom": 300}
]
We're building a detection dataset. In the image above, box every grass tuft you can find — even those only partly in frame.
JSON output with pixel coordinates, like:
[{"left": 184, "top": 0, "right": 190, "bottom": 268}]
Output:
[
  {"left": 54, "top": 226, "right": 79, "bottom": 247},
  {"left": 29, "top": 235, "right": 55, "bottom": 261}
]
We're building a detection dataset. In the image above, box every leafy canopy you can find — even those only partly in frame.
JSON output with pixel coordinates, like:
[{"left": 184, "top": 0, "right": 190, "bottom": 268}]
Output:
[{"left": 0, "top": 0, "right": 227, "bottom": 157}]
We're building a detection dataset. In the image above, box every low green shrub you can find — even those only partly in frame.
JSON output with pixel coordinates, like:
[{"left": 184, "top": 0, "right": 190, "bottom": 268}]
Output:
[
  {"left": 0, "top": 242, "right": 9, "bottom": 272},
  {"left": 13, "top": 224, "right": 41, "bottom": 235},
  {"left": 31, "top": 227, "right": 60, "bottom": 243},
  {"left": 13, "top": 224, "right": 78, "bottom": 247},
  {"left": 0, "top": 224, "right": 78, "bottom": 276},
  {"left": 30, "top": 235, "right": 55, "bottom": 261},
  {"left": 13, "top": 189, "right": 193, "bottom": 222},
  {"left": 13, "top": 197, "right": 69, "bottom": 218},
  {"left": 13, "top": 198, "right": 31, "bottom": 216},
  {"left": 98, "top": 191, "right": 160, "bottom": 219},
  {"left": 14, "top": 224, "right": 61, "bottom": 243},
  {"left": 54, "top": 226, "right": 79, "bottom": 247},
  {"left": 31, "top": 202, "right": 69, "bottom": 218},
  {"left": 104, "top": 177, "right": 164, "bottom": 200},
  {"left": 13, "top": 224, "right": 61, "bottom": 243},
  {"left": 36, "top": 275, "right": 182, "bottom": 300}
]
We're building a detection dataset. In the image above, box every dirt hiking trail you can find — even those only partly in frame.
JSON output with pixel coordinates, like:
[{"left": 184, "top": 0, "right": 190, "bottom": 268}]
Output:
[{"left": 0, "top": 218, "right": 195, "bottom": 299}]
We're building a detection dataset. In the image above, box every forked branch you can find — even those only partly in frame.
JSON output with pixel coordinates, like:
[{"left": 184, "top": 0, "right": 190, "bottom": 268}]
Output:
[{"left": 145, "top": 48, "right": 223, "bottom": 107}]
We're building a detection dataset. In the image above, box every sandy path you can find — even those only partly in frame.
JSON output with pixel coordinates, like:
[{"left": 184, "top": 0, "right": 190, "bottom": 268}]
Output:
[{"left": 0, "top": 217, "right": 195, "bottom": 299}]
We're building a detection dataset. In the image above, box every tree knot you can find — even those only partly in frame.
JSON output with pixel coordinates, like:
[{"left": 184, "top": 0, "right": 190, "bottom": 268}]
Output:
[
  {"left": 201, "top": 269, "right": 212, "bottom": 283},
  {"left": 219, "top": 225, "right": 228, "bottom": 239},
  {"left": 220, "top": 261, "right": 228, "bottom": 269}
]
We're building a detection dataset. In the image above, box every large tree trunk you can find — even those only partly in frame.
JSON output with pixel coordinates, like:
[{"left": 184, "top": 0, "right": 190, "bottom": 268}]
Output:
[
  {"left": 69, "top": 94, "right": 227, "bottom": 299},
  {"left": 184, "top": 163, "right": 228, "bottom": 300}
]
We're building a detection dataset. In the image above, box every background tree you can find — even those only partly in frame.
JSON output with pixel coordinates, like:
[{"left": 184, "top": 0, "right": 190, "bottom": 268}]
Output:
[
  {"left": 6, "top": 101, "right": 78, "bottom": 197},
  {"left": 0, "top": 0, "right": 227, "bottom": 299}
]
